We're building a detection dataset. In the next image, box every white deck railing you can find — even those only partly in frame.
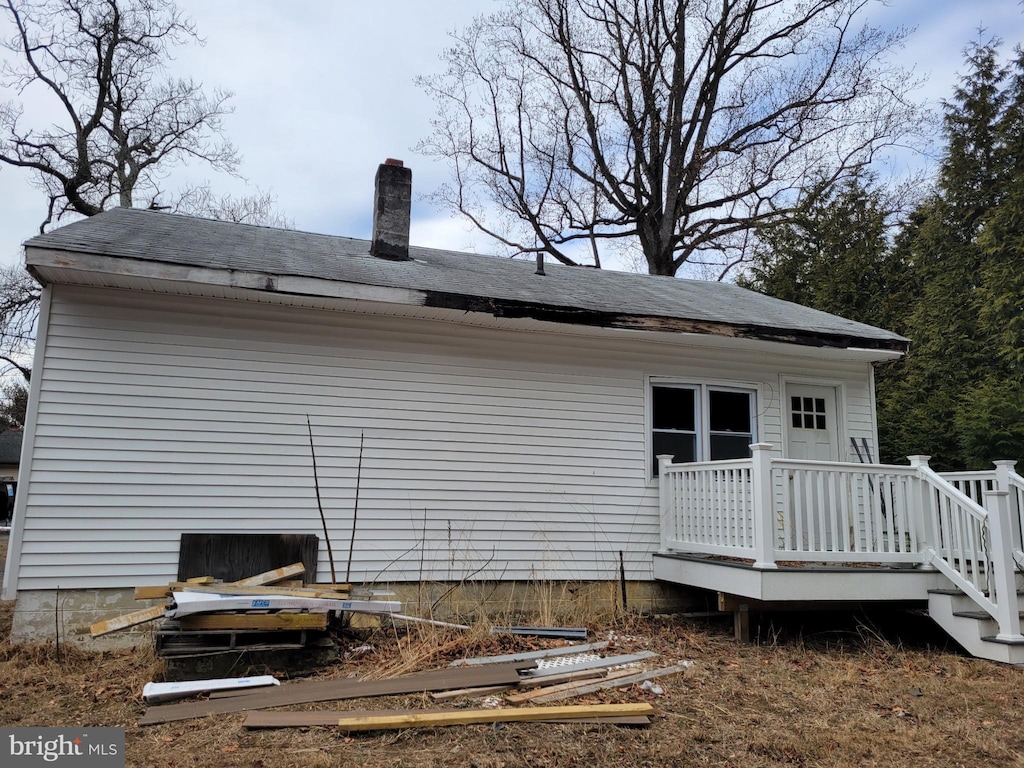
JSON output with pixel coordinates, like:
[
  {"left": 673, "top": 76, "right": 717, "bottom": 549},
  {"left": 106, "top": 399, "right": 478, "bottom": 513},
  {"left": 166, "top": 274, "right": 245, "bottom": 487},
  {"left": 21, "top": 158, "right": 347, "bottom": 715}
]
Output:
[{"left": 658, "top": 448, "right": 1024, "bottom": 641}]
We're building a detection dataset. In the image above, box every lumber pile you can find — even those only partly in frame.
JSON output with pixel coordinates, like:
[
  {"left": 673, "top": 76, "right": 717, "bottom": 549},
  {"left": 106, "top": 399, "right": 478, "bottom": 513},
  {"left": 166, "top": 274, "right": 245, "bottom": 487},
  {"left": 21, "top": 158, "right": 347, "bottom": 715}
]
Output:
[{"left": 89, "top": 562, "right": 389, "bottom": 643}]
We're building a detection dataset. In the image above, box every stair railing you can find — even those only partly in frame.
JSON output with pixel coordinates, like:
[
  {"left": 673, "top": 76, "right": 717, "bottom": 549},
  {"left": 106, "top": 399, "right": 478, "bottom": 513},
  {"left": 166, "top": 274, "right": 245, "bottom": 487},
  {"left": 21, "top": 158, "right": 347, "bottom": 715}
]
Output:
[{"left": 912, "top": 456, "right": 1024, "bottom": 641}]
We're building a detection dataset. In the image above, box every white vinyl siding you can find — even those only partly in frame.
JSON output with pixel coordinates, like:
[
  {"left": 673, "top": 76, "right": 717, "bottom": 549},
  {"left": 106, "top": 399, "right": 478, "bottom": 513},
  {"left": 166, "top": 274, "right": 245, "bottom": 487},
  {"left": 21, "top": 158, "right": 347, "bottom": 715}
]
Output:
[{"left": 10, "top": 285, "right": 880, "bottom": 591}]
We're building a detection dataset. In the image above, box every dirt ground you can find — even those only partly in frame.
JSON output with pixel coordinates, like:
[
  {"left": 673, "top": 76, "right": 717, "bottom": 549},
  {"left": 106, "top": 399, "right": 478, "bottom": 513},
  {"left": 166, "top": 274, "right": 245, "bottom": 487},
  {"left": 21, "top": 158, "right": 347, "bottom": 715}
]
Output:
[{"left": 2, "top": 536, "right": 1024, "bottom": 768}]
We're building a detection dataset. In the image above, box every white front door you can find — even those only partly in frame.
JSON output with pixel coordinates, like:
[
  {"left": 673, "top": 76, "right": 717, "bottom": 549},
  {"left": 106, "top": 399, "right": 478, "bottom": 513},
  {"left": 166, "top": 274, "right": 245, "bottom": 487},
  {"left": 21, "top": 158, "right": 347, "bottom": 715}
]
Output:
[{"left": 785, "top": 383, "right": 840, "bottom": 462}]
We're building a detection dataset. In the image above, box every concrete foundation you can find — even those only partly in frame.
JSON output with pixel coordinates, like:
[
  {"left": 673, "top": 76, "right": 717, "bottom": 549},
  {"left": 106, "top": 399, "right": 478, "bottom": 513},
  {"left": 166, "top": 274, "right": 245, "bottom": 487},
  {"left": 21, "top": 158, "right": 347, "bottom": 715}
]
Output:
[{"left": 8, "top": 580, "right": 700, "bottom": 649}]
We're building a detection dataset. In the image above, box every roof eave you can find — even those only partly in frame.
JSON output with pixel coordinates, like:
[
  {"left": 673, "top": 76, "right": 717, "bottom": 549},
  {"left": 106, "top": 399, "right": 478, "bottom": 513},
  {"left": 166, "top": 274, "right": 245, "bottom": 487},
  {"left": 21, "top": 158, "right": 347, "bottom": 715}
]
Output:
[{"left": 26, "top": 246, "right": 908, "bottom": 357}]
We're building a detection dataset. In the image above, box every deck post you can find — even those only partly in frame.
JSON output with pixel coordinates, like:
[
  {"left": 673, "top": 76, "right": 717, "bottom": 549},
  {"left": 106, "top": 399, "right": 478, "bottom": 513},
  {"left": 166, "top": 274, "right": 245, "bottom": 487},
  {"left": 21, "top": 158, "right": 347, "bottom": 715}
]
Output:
[
  {"left": 750, "top": 443, "right": 777, "bottom": 570},
  {"left": 982, "top": 490, "right": 1024, "bottom": 641},
  {"left": 908, "top": 455, "right": 936, "bottom": 567},
  {"left": 993, "top": 460, "right": 1021, "bottom": 555},
  {"left": 657, "top": 455, "right": 674, "bottom": 553}
]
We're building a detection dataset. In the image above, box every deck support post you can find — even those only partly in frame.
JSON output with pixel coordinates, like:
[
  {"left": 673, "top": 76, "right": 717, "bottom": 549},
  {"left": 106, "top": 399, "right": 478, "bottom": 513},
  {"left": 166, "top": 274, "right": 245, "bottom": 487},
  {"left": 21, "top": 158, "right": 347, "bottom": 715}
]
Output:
[
  {"left": 750, "top": 443, "right": 777, "bottom": 570},
  {"left": 993, "top": 460, "right": 1021, "bottom": 556},
  {"left": 983, "top": 489, "right": 1024, "bottom": 642},
  {"left": 908, "top": 455, "right": 937, "bottom": 568}
]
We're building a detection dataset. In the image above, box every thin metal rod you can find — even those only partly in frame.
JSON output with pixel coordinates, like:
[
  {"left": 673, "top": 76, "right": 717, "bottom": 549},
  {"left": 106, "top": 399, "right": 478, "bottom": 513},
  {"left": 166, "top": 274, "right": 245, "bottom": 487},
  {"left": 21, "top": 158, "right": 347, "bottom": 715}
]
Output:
[
  {"left": 346, "top": 430, "right": 364, "bottom": 583},
  {"left": 307, "top": 415, "right": 337, "bottom": 584}
]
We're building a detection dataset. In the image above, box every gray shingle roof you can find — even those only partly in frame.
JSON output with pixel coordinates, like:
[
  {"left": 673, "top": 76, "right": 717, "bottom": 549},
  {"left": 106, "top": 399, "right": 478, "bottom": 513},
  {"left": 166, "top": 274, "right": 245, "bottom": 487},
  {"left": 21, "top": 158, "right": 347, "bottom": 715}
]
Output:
[
  {"left": 25, "top": 207, "right": 907, "bottom": 351},
  {"left": 0, "top": 429, "right": 22, "bottom": 465}
]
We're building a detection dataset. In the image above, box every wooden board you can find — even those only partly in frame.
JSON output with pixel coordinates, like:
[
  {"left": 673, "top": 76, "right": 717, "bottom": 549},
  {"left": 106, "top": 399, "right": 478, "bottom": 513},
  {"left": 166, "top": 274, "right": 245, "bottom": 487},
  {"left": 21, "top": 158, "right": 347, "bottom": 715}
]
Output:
[
  {"left": 139, "top": 661, "right": 535, "bottom": 725},
  {"left": 505, "top": 668, "right": 639, "bottom": 704},
  {"left": 177, "top": 533, "right": 318, "bottom": 584},
  {"left": 430, "top": 685, "right": 516, "bottom": 701},
  {"left": 530, "top": 664, "right": 692, "bottom": 704},
  {"left": 231, "top": 562, "right": 305, "bottom": 587},
  {"left": 134, "top": 586, "right": 172, "bottom": 600},
  {"left": 177, "top": 613, "right": 328, "bottom": 631},
  {"left": 90, "top": 605, "right": 165, "bottom": 637},
  {"left": 244, "top": 709, "right": 650, "bottom": 729},
  {"left": 334, "top": 703, "right": 654, "bottom": 731}
]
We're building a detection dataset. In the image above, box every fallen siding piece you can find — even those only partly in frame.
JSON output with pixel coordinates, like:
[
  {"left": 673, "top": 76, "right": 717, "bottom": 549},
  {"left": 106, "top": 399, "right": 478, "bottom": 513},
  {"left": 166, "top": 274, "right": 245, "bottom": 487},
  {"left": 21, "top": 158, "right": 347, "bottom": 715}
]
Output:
[
  {"left": 513, "top": 669, "right": 605, "bottom": 689},
  {"left": 525, "top": 651, "right": 660, "bottom": 678},
  {"left": 449, "top": 641, "right": 611, "bottom": 667},
  {"left": 335, "top": 703, "right": 654, "bottom": 732},
  {"left": 387, "top": 613, "right": 470, "bottom": 630},
  {"left": 139, "top": 661, "right": 533, "bottom": 725},
  {"left": 530, "top": 663, "right": 693, "bottom": 704},
  {"left": 90, "top": 605, "right": 165, "bottom": 637},
  {"left": 430, "top": 685, "right": 516, "bottom": 702},
  {"left": 491, "top": 626, "right": 588, "bottom": 640},
  {"left": 142, "top": 676, "right": 279, "bottom": 705},
  {"left": 244, "top": 709, "right": 650, "bottom": 729},
  {"left": 178, "top": 613, "right": 328, "bottom": 631},
  {"left": 230, "top": 562, "right": 306, "bottom": 587},
  {"left": 505, "top": 668, "right": 639, "bottom": 704},
  {"left": 174, "top": 584, "right": 351, "bottom": 599},
  {"left": 166, "top": 592, "right": 397, "bottom": 618}
]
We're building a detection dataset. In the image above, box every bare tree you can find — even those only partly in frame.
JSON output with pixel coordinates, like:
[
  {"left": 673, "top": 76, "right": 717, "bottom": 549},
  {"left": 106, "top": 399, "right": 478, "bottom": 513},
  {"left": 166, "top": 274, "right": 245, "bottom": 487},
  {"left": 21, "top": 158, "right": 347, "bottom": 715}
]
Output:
[
  {"left": 417, "top": 0, "right": 923, "bottom": 277},
  {"left": 0, "top": 264, "right": 38, "bottom": 381},
  {"left": 0, "top": 0, "right": 239, "bottom": 231},
  {"left": 173, "top": 182, "right": 294, "bottom": 228}
]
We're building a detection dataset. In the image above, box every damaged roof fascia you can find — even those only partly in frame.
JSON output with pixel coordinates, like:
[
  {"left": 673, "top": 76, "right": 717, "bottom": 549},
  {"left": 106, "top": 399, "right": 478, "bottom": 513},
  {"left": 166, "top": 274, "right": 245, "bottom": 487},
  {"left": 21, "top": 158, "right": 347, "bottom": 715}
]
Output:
[{"left": 25, "top": 244, "right": 908, "bottom": 362}]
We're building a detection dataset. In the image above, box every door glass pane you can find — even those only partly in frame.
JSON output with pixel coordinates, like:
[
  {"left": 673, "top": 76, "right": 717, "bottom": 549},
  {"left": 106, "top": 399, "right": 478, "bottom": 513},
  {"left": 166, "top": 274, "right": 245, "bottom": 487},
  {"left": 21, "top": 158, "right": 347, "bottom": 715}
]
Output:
[{"left": 653, "top": 387, "right": 695, "bottom": 430}]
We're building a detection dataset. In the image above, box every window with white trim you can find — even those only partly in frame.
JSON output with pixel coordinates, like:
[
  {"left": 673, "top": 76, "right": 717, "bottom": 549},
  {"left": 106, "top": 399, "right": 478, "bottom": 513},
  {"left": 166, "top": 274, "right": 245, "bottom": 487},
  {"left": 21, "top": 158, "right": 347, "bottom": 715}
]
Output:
[{"left": 652, "top": 384, "right": 756, "bottom": 474}]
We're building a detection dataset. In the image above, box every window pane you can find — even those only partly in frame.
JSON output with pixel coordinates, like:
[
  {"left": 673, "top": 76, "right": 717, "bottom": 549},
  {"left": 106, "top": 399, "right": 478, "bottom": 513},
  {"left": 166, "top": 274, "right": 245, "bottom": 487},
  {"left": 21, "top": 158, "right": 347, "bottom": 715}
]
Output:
[
  {"left": 710, "top": 433, "right": 752, "bottom": 460},
  {"left": 804, "top": 414, "right": 815, "bottom": 429},
  {"left": 791, "top": 396, "right": 800, "bottom": 411},
  {"left": 653, "top": 387, "right": 695, "bottom": 430},
  {"left": 816, "top": 414, "right": 827, "bottom": 430},
  {"left": 803, "top": 397, "right": 813, "bottom": 411},
  {"left": 792, "top": 412, "right": 802, "bottom": 428},
  {"left": 709, "top": 390, "right": 751, "bottom": 432},
  {"left": 653, "top": 431, "right": 697, "bottom": 468},
  {"left": 814, "top": 398, "right": 826, "bottom": 414}
]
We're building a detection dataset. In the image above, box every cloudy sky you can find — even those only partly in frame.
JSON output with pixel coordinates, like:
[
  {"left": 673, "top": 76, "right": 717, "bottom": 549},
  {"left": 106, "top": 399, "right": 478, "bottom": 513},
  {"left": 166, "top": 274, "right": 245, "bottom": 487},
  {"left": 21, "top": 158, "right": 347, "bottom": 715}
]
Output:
[{"left": 0, "top": 0, "right": 1022, "bottom": 270}]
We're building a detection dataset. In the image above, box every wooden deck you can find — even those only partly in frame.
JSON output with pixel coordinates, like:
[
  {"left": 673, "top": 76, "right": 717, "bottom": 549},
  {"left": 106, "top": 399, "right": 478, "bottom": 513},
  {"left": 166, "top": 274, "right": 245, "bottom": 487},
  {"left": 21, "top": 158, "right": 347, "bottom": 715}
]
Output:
[{"left": 654, "top": 449, "right": 1024, "bottom": 660}]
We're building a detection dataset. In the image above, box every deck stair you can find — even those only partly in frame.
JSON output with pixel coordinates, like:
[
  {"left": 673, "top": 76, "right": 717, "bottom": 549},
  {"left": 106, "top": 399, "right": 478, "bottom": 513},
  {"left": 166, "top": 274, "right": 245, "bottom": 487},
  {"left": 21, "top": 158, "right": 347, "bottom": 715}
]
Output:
[{"left": 927, "top": 588, "right": 1024, "bottom": 664}]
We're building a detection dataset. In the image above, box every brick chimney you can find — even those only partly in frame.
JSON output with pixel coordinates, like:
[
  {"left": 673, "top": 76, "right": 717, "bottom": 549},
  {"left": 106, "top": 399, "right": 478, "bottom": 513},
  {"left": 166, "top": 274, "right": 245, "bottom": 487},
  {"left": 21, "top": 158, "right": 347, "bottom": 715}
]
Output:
[{"left": 370, "top": 159, "right": 412, "bottom": 261}]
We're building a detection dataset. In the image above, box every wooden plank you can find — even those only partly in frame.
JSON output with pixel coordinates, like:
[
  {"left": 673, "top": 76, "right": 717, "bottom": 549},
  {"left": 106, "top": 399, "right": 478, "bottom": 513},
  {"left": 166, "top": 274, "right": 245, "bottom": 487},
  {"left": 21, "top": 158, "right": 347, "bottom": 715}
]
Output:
[
  {"left": 244, "top": 709, "right": 650, "bottom": 729},
  {"left": 134, "top": 586, "right": 171, "bottom": 600},
  {"left": 430, "top": 684, "right": 516, "bottom": 701},
  {"left": 185, "top": 575, "right": 215, "bottom": 584},
  {"left": 139, "top": 662, "right": 534, "bottom": 725},
  {"left": 514, "top": 669, "right": 604, "bottom": 690},
  {"left": 177, "top": 533, "right": 318, "bottom": 584},
  {"left": 174, "top": 583, "right": 351, "bottom": 599},
  {"left": 231, "top": 562, "right": 305, "bottom": 587},
  {"left": 177, "top": 613, "right": 328, "bottom": 631},
  {"left": 90, "top": 605, "right": 165, "bottom": 637},
  {"left": 335, "top": 703, "right": 654, "bottom": 731},
  {"left": 505, "top": 668, "right": 638, "bottom": 704},
  {"left": 530, "top": 664, "right": 692, "bottom": 704}
]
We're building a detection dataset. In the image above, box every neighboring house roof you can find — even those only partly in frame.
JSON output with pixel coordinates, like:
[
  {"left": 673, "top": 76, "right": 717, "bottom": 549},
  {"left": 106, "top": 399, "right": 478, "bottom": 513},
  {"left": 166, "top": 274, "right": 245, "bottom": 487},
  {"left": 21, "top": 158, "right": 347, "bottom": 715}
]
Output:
[
  {"left": 0, "top": 429, "right": 22, "bottom": 465},
  {"left": 23, "top": 207, "right": 908, "bottom": 353}
]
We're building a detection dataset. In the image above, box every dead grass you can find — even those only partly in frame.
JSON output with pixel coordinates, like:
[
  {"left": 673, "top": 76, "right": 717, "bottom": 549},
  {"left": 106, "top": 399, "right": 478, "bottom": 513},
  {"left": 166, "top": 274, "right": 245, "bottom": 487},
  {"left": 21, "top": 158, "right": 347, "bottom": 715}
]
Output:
[{"left": 2, "top": 541, "right": 1024, "bottom": 767}]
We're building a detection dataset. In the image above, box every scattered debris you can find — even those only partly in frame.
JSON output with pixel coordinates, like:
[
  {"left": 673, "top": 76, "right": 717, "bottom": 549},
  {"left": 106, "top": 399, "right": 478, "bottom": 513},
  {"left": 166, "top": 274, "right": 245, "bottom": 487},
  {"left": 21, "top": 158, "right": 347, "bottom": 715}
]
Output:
[
  {"left": 139, "top": 662, "right": 534, "bottom": 725},
  {"left": 525, "top": 651, "right": 660, "bottom": 678},
  {"left": 529, "top": 663, "right": 693, "bottom": 704}
]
